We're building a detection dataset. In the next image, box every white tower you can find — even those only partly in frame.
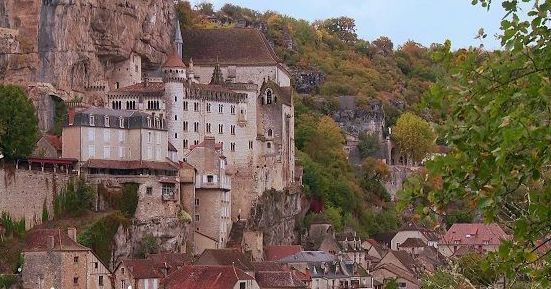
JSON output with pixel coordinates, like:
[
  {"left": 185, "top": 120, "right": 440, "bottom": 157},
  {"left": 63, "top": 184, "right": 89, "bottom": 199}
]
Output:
[{"left": 163, "top": 51, "right": 186, "bottom": 161}]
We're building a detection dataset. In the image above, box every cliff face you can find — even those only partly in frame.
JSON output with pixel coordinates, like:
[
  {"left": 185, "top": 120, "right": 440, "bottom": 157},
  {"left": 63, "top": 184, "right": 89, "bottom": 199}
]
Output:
[{"left": 0, "top": 0, "right": 174, "bottom": 95}]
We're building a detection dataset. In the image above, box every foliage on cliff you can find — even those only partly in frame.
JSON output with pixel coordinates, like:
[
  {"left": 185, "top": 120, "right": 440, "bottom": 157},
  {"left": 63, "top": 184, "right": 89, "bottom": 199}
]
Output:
[
  {"left": 0, "top": 85, "right": 38, "bottom": 159},
  {"left": 54, "top": 177, "right": 94, "bottom": 218},
  {"left": 400, "top": 0, "right": 551, "bottom": 286}
]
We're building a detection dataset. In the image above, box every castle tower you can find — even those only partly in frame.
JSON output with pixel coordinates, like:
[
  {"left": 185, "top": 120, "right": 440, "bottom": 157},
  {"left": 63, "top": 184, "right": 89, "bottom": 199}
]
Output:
[
  {"left": 174, "top": 19, "right": 184, "bottom": 58},
  {"left": 162, "top": 51, "right": 187, "bottom": 160}
]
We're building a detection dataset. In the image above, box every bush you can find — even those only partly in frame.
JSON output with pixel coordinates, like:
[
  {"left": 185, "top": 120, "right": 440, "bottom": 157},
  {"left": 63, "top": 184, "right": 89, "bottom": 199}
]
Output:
[
  {"left": 119, "top": 183, "right": 139, "bottom": 217},
  {"left": 0, "top": 212, "right": 25, "bottom": 239},
  {"left": 0, "top": 274, "right": 17, "bottom": 289},
  {"left": 54, "top": 177, "right": 94, "bottom": 217},
  {"left": 135, "top": 234, "right": 159, "bottom": 258},
  {"left": 358, "top": 133, "right": 381, "bottom": 159},
  {"left": 78, "top": 212, "right": 129, "bottom": 265}
]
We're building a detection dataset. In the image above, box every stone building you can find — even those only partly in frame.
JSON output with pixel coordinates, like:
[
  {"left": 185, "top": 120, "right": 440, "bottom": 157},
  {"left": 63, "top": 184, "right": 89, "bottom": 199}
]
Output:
[
  {"left": 162, "top": 265, "right": 260, "bottom": 289},
  {"left": 22, "top": 228, "right": 112, "bottom": 289},
  {"left": 184, "top": 136, "right": 232, "bottom": 255},
  {"left": 438, "top": 223, "right": 510, "bottom": 257}
]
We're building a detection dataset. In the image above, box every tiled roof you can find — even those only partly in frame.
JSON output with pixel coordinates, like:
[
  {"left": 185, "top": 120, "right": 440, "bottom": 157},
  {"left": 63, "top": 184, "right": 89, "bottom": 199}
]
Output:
[
  {"left": 82, "top": 159, "right": 179, "bottom": 171},
  {"left": 163, "top": 265, "right": 254, "bottom": 289},
  {"left": 43, "top": 134, "right": 62, "bottom": 151},
  {"left": 147, "top": 253, "right": 193, "bottom": 267},
  {"left": 264, "top": 245, "right": 304, "bottom": 262},
  {"left": 24, "top": 229, "right": 89, "bottom": 252},
  {"left": 277, "top": 251, "right": 338, "bottom": 264},
  {"left": 183, "top": 28, "right": 280, "bottom": 66},
  {"left": 365, "top": 239, "right": 387, "bottom": 256},
  {"left": 372, "top": 232, "right": 396, "bottom": 247},
  {"left": 390, "top": 250, "right": 421, "bottom": 273},
  {"left": 399, "top": 238, "right": 427, "bottom": 248},
  {"left": 109, "top": 81, "right": 165, "bottom": 94},
  {"left": 79, "top": 107, "right": 138, "bottom": 118},
  {"left": 123, "top": 259, "right": 165, "bottom": 279},
  {"left": 195, "top": 249, "right": 254, "bottom": 272},
  {"left": 253, "top": 261, "right": 285, "bottom": 272},
  {"left": 440, "top": 223, "right": 510, "bottom": 246},
  {"left": 399, "top": 223, "right": 443, "bottom": 242},
  {"left": 373, "top": 263, "right": 419, "bottom": 285},
  {"left": 164, "top": 51, "right": 186, "bottom": 68},
  {"left": 255, "top": 271, "right": 307, "bottom": 288}
]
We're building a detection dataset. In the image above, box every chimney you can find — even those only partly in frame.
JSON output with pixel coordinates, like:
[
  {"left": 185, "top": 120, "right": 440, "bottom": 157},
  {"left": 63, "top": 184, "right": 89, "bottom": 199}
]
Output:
[
  {"left": 204, "top": 136, "right": 216, "bottom": 149},
  {"left": 67, "top": 107, "right": 76, "bottom": 126},
  {"left": 47, "top": 236, "right": 55, "bottom": 251},
  {"left": 67, "top": 227, "right": 77, "bottom": 242}
]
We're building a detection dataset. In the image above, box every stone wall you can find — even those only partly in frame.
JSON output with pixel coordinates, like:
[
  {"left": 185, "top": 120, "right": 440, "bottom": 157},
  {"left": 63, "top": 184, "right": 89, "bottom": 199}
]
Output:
[
  {"left": 385, "top": 165, "right": 421, "bottom": 199},
  {"left": 0, "top": 166, "right": 70, "bottom": 229}
]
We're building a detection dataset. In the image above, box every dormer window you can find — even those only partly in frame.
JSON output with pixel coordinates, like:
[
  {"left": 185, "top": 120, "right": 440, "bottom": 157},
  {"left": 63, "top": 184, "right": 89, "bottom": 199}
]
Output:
[
  {"left": 89, "top": 115, "right": 95, "bottom": 126},
  {"left": 104, "top": 116, "right": 109, "bottom": 127},
  {"left": 266, "top": 89, "right": 273, "bottom": 104}
]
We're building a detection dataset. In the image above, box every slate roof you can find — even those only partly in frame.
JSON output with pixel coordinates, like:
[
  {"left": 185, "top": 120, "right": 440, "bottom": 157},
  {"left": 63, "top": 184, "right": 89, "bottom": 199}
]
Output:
[
  {"left": 195, "top": 249, "right": 254, "bottom": 272},
  {"left": 264, "top": 245, "right": 304, "bottom": 261},
  {"left": 163, "top": 265, "right": 254, "bottom": 289},
  {"left": 440, "top": 223, "right": 510, "bottom": 245},
  {"left": 255, "top": 271, "right": 307, "bottom": 288},
  {"left": 24, "top": 229, "right": 89, "bottom": 252},
  {"left": 109, "top": 81, "right": 165, "bottom": 94},
  {"left": 183, "top": 28, "right": 280, "bottom": 66},
  {"left": 308, "top": 260, "right": 369, "bottom": 279},
  {"left": 277, "top": 251, "right": 338, "bottom": 264}
]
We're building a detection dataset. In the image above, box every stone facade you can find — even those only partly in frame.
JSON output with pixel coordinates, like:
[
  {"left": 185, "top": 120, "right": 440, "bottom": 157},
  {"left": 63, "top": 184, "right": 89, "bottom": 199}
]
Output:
[{"left": 0, "top": 167, "right": 70, "bottom": 229}]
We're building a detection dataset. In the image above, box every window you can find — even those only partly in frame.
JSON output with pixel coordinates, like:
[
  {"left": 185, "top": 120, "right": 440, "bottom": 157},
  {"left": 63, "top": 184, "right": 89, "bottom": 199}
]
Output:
[
  {"left": 231, "top": 105, "right": 236, "bottom": 115},
  {"left": 231, "top": 142, "right": 236, "bottom": 152},
  {"left": 194, "top": 102, "right": 199, "bottom": 111},
  {"left": 206, "top": 123, "right": 211, "bottom": 133},
  {"left": 119, "top": 117, "right": 124, "bottom": 128},
  {"left": 183, "top": 121, "right": 188, "bottom": 132},
  {"left": 249, "top": 141, "right": 253, "bottom": 149},
  {"left": 104, "top": 116, "right": 110, "bottom": 127},
  {"left": 119, "top": 131, "right": 124, "bottom": 142},
  {"left": 240, "top": 282, "right": 246, "bottom": 289},
  {"left": 231, "top": 125, "right": 235, "bottom": 135},
  {"left": 218, "top": 124, "right": 223, "bottom": 134},
  {"left": 266, "top": 89, "right": 273, "bottom": 104},
  {"left": 116, "top": 82, "right": 120, "bottom": 89},
  {"left": 174, "top": 115, "right": 178, "bottom": 120},
  {"left": 218, "top": 104, "right": 223, "bottom": 113},
  {"left": 175, "top": 133, "right": 178, "bottom": 139},
  {"left": 88, "top": 145, "right": 95, "bottom": 158},
  {"left": 147, "top": 117, "right": 152, "bottom": 127},
  {"left": 73, "top": 277, "right": 79, "bottom": 285},
  {"left": 207, "top": 103, "right": 211, "bottom": 112},
  {"left": 194, "top": 122, "right": 199, "bottom": 132},
  {"left": 195, "top": 198, "right": 200, "bottom": 207},
  {"left": 195, "top": 214, "right": 200, "bottom": 222},
  {"left": 207, "top": 175, "right": 214, "bottom": 183},
  {"left": 103, "top": 146, "right": 110, "bottom": 159},
  {"left": 74, "top": 256, "right": 79, "bottom": 263},
  {"left": 119, "top": 147, "right": 124, "bottom": 159},
  {"left": 194, "top": 140, "right": 199, "bottom": 145},
  {"left": 162, "top": 183, "right": 175, "bottom": 199},
  {"left": 184, "top": 101, "right": 188, "bottom": 111},
  {"left": 184, "top": 139, "right": 188, "bottom": 148},
  {"left": 99, "top": 276, "right": 104, "bottom": 286},
  {"left": 103, "top": 129, "right": 110, "bottom": 142},
  {"left": 146, "top": 187, "right": 153, "bottom": 195},
  {"left": 148, "top": 132, "right": 152, "bottom": 143},
  {"left": 399, "top": 282, "right": 407, "bottom": 288},
  {"left": 267, "top": 129, "right": 273, "bottom": 137},
  {"left": 174, "top": 96, "right": 177, "bottom": 102},
  {"left": 267, "top": 142, "right": 272, "bottom": 149},
  {"left": 94, "top": 262, "right": 98, "bottom": 269},
  {"left": 90, "top": 115, "right": 95, "bottom": 126}
]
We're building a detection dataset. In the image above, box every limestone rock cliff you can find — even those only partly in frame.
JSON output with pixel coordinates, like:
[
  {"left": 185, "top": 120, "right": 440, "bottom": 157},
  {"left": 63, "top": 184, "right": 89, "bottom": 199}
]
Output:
[{"left": 0, "top": 0, "right": 175, "bottom": 97}]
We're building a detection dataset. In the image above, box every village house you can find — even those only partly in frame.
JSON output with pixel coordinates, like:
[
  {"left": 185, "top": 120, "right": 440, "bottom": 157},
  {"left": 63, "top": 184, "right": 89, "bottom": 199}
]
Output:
[
  {"left": 113, "top": 253, "right": 191, "bottom": 289},
  {"left": 264, "top": 245, "right": 304, "bottom": 262},
  {"left": 33, "top": 134, "right": 62, "bottom": 158},
  {"left": 195, "top": 248, "right": 256, "bottom": 276},
  {"left": 371, "top": 250, "right": 423, "bottom": 289},
  {"left": 162, "top": 265, "right": 260, "bottom": 289},
  {"left": 362, "top": 239, "right": 388, "bottom": 269},
  {"left": 391, "top": 224, "right": 442, "bottom": 250},
  {"left": 22, "top": 228, "right": 112, "bottom": 289},
  {"left": 438, "top": 223, "right": 510, "bottom": 257}
]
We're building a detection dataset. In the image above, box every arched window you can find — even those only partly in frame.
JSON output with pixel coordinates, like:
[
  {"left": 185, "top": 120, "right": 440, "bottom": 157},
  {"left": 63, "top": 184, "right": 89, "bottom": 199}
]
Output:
[
  {"left": 267, "top": 129, "right": 273, "bottom": 137},
  {"left": 266, "top": 89, "right": 273, "bottom": 104},
  {"left": 116, "top": 82, "right": 120, "bottom": 89},
  {"left": 267, "top": 142, "right": 272, "bottom": 149}
]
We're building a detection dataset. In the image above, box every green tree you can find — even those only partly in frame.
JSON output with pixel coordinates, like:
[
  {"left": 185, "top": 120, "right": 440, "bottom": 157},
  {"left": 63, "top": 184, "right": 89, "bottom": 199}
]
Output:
[
  {"left": 0, "top": 85, "right": 39, "bottom": 159},
  {"left": 400, "top": 0, "right": 551, "bottom": 286},
  {"left": 392, "top": 112, "right": 435, "bottom": 162},
  {"left": 358, "top": 133, "right": 381, "bottom": 159},
  {"left": 384, "top": 278, "right": 399, "bottom": 289}
]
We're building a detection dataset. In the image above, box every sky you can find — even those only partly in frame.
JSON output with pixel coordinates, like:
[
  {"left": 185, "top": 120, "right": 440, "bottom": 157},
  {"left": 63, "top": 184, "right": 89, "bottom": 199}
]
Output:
[{"left": 189, "top": 0, "right": 510, "bottom": 49}]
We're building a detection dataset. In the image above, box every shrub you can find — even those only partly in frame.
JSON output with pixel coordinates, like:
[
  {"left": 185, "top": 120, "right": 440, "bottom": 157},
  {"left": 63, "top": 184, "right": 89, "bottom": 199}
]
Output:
[
  {"left": 0, "top": 212, "right": 25, "bottom": 239},
  {"left": 135, "top": 234, "right": 159, "bottom": 258},
  {"left": 78, "top": 212, "right": 129, "bottom": 265},
  {"left": 54, "top": 177, "right": 94, "bottom": 217}
]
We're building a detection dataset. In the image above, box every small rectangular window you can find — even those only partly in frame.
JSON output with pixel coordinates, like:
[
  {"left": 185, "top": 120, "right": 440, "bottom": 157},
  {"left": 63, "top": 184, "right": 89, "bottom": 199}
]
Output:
[
  {"left": 231, "top": 143, "right": 236, "bottom": 152},
  {"left": 195, "top": 214, "right": 200, "bottom": 222},
  {"left": 218, "top": 104, "right": 223, "bottom": 113},
  {"left": 194, "top": 102, "right": 199, "bottom": 112},
  {"left": 207, "top": 175, "right": 214, "bottom": 183},
  {"left": 99, "top": 276, "right": 104, "bottom": 286},
  {"left": 206, "top": 123, "right": 211, "bottom": 133},
  {"left": 249, "top": 141, "right": 253, "bottom": 149},
  {"left": 195, "top": 198, "right": 200, "bottom": 206},
  {"left": 146, "top": 187, "right": 153, "bottom": 195},
  {"left": 218, "top": 124, "right": 223, "bottom": 134},
  {"left": 194, "top": 122, "right": 199, "bottom": 132},
  {"left": 231, "top": 105, "right": 236, "bottom": 115},
  {"left": 183, "top": 121, "right": 188, "bottom": 132},
  {"left": 184, "top": 139, "right": 188, "bottom": 148},
  {"left": 231, "top": 125, "right": 235, "bottom": 135},
  {"left": 94, "top": 262, "right": 98, "bottom": 269},
  {"left": 184, "top": 101, "right": 188, "bottom": 111},
  {"left": 73, "top": 277, "right": 79, "bottom": 285},
  {"left": 90, "top": 115, "right": 95, "bottom": 126},
  {"left": 74, "top": 256, "right": 79, "bottom": 263},
  {"left": 207, "top": 103, "right": 211, "bottom": 112}
]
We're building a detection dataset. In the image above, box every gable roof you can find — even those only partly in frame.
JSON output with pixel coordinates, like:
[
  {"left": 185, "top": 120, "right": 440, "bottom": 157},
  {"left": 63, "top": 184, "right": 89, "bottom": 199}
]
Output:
[
  {"left": 183, "top": 28, "right": 280, "bottom": 66},
  {"left": 43, "top": 134, "right": 62, "bottom": 152},
  {"left": 255, "top": 271, "right": 307, "bottom": 288},
  {"left": 264, "top": 245, "right": 304, "bottom": 262},
  {"left": 252, "top": 261, "right": 285, "bottom": 272},
  {"left": 122, "top": 259, "right": 166, "bottom": 279},
  {"left": 24, "top": 229, "right": 89, "bottom": 252},
  {"left": 277, "top": 251, "right": 338, "bottom": 264},
  {"left": 164, "top": 51, "right": 186, "bottom": 68},
  {"left": 195, "top": 249, "right": 254, "bottom": 272},
  {"left": 399, "top": 238, "right": 427, "bottom": 248},
  {"left": 163, "top": 265, "right": 254, "bottom": 289},
  {"left": 440, "top": 223, "right": 509, "bottom": 245},
  {"left": 373, "top": 263, "right": 419, "bottom": 285}
]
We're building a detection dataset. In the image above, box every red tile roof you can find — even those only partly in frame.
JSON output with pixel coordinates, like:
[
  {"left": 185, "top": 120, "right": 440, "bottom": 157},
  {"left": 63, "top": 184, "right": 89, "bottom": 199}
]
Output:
[
  {"left": 164, "top": 51, "right": 186, "bottom": 68},
  {"left": 82, "top": 159, "right": 179, "bottom": 171},
  {"left": 399, "top": 238, "right": 427, "bottom": 248},
  {"left": 195, "top": 249, "right": 254, "bottom": 272},
  {"left": 24, "top": 229, "right": 89, "bottom": 252},
  {"left": 123, "top": 259, "right": 166, "bottom": 279},
  {"left": 264, "top": 245, "right": 304, "bottom": 261},
  {"left": 440, "top": 223, "right": 510, "bottom": 246},
  {"left": 255, "top": 271, "right": 307, "bottom": 288},
  {"left": 44, "top": 134, "right": 62, "bottom": 152},
  {"left": 252, "top": 261, "right": 285, "bottom": 272},
  {"left": 163, "top": 265, "right": 254, "bottom": 289},
  {"left": 183, "top": 28, "right": 280, "bottom": 66}
]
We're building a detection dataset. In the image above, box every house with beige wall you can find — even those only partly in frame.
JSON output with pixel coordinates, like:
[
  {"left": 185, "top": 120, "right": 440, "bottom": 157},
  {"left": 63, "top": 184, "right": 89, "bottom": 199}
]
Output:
[{"left": 22, "top": 228, "right": 112, "bottom": 289}]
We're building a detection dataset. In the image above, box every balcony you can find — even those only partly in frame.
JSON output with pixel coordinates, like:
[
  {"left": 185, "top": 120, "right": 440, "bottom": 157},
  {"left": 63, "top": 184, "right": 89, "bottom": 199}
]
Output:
[{"left": 195, "top": 174, "right": 231, "bottom": 190}]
